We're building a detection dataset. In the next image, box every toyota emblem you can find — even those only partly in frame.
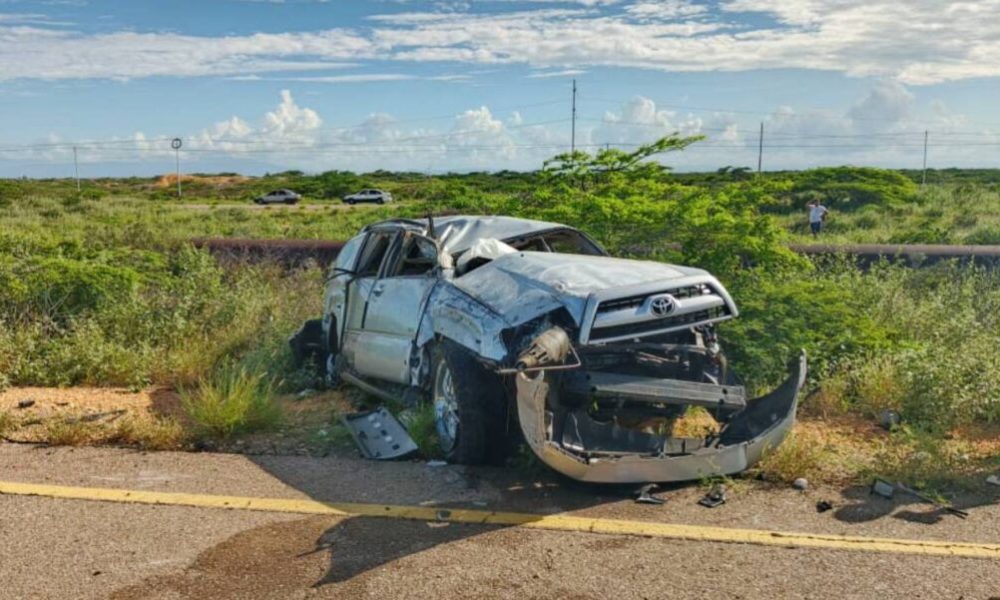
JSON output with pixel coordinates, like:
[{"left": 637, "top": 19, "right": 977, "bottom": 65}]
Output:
[{"left": 649, "top": 295, "right": 677, "bottom": 317}]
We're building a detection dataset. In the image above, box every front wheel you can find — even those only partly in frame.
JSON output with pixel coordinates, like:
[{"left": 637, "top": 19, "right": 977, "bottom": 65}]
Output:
[{"left": 430, "top": 341, "right": 504, "bottom": 464}]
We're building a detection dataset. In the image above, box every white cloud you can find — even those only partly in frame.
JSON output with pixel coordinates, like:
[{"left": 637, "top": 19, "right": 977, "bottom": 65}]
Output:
[
  {"left": 593, "top": 96, "right": 704, "bottom": 147},
  {"left": 6, "top": 82, "right": 1000, "bottom": 174},
  {"left": 625, "top": 1, "right": 707, "bottom": 20},
  {"left": 259, "top": 73, "right": 417, "bottom": 83},
  {"left": 527, "top": 69, "right": 586, "bottom": 78},
  {"left": 263, "top": 90, "right": 322, "bottom": 137},
  {"left": 4, "top": 1, "right": 1000, "bottom": 85},
  {"left": 847, "top": 80, "right": 914, "bottom": 129}
]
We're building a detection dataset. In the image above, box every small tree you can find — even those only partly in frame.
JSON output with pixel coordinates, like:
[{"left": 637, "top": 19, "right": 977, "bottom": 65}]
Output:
[{"left": 542, "top": 134, "right": 704, "bottom": 188}]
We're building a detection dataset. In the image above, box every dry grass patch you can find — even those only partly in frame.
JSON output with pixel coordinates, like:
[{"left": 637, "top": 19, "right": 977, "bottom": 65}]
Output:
[{"left": 0, "top": 410, "right": 14, "bottom": 437}]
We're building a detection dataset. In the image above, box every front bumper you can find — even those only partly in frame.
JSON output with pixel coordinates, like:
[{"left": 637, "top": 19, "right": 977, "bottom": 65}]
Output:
[{"left": 515, "top": 352, "right": 807, "bottom": 484}]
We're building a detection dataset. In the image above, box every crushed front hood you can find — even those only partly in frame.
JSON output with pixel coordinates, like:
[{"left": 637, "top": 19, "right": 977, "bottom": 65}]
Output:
[{"left": 454, "top": 251, "right": 709, "bottom": 326}]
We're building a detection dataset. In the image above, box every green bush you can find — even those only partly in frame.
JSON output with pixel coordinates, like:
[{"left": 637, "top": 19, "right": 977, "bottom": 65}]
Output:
[
  {"left": 0, "top": 256, "right": 139, "bottom": 322},
  {"left": 181, "top": 363, "right": 282, "bottom": 438},
  {"left": 787, "top": 167, "right": 920, "bottom": 212}
]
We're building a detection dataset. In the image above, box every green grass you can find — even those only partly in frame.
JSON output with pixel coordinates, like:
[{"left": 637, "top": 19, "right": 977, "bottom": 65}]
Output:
[
  {"left": 398, "top": 403, "right": 442, "bottom": 459},
  {"left": 180, "top": 364, "right": 283, "bottom": 438}
]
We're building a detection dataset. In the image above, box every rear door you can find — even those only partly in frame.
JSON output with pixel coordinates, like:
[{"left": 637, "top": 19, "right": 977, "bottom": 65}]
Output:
[{"left": 351, "top": 232, "right": 440, "bottom": 384}]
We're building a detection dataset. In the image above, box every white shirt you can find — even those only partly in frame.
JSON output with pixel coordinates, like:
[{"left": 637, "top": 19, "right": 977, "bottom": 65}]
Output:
[{"left": 809, "top": 205, "right": 828, "bottom": 223}]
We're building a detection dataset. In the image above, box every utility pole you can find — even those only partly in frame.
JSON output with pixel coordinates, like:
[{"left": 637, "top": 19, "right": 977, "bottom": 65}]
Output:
[
  {"left": 757, "top": 121, "right": 764, "bottom": 174},
  {"left": 171, "top": 138, "right": 183, "bottom": 199},
  {"left": 921, "top": 130, "right": 929, "bottom": 186},
  {"left": 73, "top": 146, "right": 80, "bottom": 192},
  {"left": 571, "top": 79, "right": 577, "bottom": 154}
]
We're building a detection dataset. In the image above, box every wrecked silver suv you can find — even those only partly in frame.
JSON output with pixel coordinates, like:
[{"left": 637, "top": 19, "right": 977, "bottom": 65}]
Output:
[{"left": 292, "top": 215, "right": 806, "bottom": 483}]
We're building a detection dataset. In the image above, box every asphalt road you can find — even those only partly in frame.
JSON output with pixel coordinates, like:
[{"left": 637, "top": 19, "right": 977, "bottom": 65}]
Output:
[
  {"left": 1, "top": 444, "right": 998, "bottom": 599},
  {"left": 177, "top": 202, "right": 370, "bottom": 211}
]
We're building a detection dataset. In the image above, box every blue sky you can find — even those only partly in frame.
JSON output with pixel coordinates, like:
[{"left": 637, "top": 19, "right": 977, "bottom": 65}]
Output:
[{"left": 2, "top": 0, "right": 999, "bottom": 176}]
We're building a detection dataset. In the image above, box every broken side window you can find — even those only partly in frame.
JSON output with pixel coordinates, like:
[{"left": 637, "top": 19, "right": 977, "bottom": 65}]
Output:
[{"left": 355, "top": 231, "right": 395, "bottom": 277}]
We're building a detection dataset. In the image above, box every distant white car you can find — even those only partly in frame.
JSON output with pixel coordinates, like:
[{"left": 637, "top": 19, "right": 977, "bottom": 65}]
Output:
[
  {"left": 343, "top": 189, "right": 392, "bottom": 205},
  {"left": 255, "top": 189, "right": 301, "bottom": 205}
]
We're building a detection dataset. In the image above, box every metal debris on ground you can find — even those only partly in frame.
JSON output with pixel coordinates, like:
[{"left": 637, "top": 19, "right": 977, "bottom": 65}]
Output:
[
  {"left": 792, "top": 477, "right": 808, "bottom": 491},
  {"left": 698, "top": 484, "right": 727, "bottom": 508},
  {"left": 426, "top": 460, "right": 448, "bottom": 467},
  {"left": 870, "top": 478, "right": 969, "bottom": 519},
  {"left": 16, "top": 399, "right": 35, "bottom": 409},
  {"left": 986, "top": 475, "right": 1000, "bottom": 487},
  {"left": 816, "top": 500, "right": 834, "bottom": 513},
  {"left": 341, "top": 406, "right": 418, "bottom": 460},
  {"left": 877, "top": 409, "right": 901, "bottom": 430},
  {"left": 633, "top": 483, "right": 666, "bottom": 505}
]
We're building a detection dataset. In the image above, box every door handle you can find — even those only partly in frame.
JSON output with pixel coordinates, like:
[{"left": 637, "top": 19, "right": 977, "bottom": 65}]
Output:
[{"left": 372, "top": 285, "right": 384, "bottom": 297}]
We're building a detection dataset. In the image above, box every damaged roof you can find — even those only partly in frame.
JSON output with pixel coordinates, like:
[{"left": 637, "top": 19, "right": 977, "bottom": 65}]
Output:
[{"left": 367, "top": 215, "right": 568, "bottom": 254}]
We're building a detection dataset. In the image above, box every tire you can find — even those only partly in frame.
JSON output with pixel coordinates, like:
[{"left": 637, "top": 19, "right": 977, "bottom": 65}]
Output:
[
  {"left": 289, "top": 318, "right": 326, "bottom": 372},
  {"left": 346, "top": 200, "right": 356, "bottom": 206},
  {"left": 376, "top": 198, "right": 384, "bottom": 205},
  {"left": 430, "top": 340, "right": 506, "bottom": 464}
]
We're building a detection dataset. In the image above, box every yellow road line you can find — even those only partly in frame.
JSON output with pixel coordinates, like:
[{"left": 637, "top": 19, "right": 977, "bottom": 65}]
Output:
[{"left": 1, "top": 480, "right": 997, "bottom": 559}]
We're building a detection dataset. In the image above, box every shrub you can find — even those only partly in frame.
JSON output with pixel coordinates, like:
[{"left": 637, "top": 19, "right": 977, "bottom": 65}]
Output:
[
  {"left": 0, "top": 256, "right": 139, "bottom": 322},
  {"left": 721, "top": 269, "right": 892, "bottom": 392},
  {"left": 786, "top": 167, "right": 920, "bottom": 212},
  {"left": 181, "top": 363, "right": 283, "bottom": 438}
]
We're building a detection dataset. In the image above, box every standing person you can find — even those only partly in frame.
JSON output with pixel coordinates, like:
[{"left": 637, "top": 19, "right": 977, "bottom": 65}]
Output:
[{"left": 808, "top": 201, "right": 829, "bottom": 237}]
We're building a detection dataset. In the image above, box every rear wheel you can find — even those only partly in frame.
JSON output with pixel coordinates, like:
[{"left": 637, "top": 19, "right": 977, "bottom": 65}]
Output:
[{"left": 430, "top": 341, "right": 505, "bottom": 464}]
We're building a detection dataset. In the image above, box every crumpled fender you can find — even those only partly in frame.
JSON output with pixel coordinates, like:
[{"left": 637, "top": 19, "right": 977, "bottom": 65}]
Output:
[
  {"left": 516, "top": 351, "right": 808, "bottom": 484},
  {"left": 414, "top": 282, "right": 512, "bottom": 363}
]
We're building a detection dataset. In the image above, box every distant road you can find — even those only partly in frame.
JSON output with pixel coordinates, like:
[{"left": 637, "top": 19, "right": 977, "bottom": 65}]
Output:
[{"left": 178, "top": 202, "right": 360, "bottom": 212}]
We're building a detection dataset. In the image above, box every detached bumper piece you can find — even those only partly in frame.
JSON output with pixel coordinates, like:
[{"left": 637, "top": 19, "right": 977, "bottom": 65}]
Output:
[
  {"left": 342, "top": 407, "right": 418, "bottom": 460},
  {"left": 516, "top": 351, "right": 807, "bottom": 484}
]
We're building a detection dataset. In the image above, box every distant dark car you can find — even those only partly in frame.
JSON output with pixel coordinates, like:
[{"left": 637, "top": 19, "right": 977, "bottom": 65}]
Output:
[
  {"left": 343, "top": 189, "right": 392, "bottom": 205},
  {"left": 255, "top": 189, "right": 301, "bottom": 205}
]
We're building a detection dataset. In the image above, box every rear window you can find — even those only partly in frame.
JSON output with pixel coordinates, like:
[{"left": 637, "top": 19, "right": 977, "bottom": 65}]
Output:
[{"left": 507, "top": 229, "right": 605, "bottom": 256}]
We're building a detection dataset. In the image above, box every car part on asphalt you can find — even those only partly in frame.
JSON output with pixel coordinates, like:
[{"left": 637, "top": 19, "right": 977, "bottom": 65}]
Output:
[
  {"left": 633, "top": 483, "right": 666, "bottom": 505},
  {"left": 341, "top": 407, "right": 418, "bottom": 460},
  {"left": 793, "top": 477, "right": 809, "bottom": 491},
  {"left": 816, "top": 500, "right": 834, "bottom": 513},
  {"left": 698, "top": 484, "right": 727, "bottom": 508},
  {"left": 987, "top": 475, "right": 1000, "bottom": 487},
  {"left": 293, "top": 215, "right": 808, "bottom": 483}
]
